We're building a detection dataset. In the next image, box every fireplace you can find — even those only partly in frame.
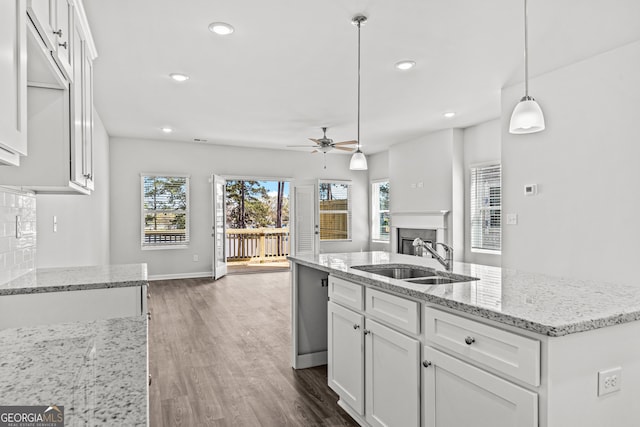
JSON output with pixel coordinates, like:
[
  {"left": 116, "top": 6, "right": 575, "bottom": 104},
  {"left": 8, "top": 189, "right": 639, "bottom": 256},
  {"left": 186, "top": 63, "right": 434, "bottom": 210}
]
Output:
[{"left": 397, "top": 228, "right": 437, "bottom": 256}]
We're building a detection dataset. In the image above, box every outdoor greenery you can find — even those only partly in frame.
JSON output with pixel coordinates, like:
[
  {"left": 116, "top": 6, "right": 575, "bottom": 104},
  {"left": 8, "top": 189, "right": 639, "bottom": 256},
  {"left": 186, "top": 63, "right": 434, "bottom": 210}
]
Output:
[
  {"left": 143, "top": 176, "right": 188, "bottom": 231},
  {"left": 226, "top": 180, "right": 289, "bottom": 229}
]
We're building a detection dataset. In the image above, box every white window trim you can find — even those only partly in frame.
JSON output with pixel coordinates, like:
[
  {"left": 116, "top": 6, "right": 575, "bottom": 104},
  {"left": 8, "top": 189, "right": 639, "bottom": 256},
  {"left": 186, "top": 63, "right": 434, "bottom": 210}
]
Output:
[
  {"left": 470, "top": 162, "right": 501, "bottom": 252},
  {"left": 140, "top": 173, "right": 191, "bottom": 249},
  {"left": 318, "top": 179, "right": 353, "bottom": 242},
  {"left": 371, "top": 178, "right": 390, "bottom": 243}
]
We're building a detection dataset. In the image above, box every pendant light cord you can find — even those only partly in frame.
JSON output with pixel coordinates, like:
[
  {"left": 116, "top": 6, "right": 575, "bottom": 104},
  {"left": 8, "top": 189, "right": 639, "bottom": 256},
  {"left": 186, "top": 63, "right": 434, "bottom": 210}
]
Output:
[
  {"left": 524, "top": 0, "right": 529, "bottom": 97},
  {"left": 356, "top": 20, "right": 362, "bottom": 153}
]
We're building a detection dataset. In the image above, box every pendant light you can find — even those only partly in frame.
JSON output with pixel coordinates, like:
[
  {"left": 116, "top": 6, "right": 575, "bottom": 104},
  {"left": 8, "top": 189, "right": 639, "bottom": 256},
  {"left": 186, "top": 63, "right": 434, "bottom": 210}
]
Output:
[
  {"left": 509, "top": 0, "right": 545, "bottom": 134},
  {"left": 350, "top": 15, "right": 368, "bottom": 170}
]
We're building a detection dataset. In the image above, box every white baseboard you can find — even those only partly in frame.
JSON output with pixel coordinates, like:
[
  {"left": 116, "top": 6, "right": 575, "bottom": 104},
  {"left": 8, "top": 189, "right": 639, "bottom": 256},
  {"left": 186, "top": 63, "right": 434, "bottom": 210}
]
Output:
[{"left": 148, "top": 271, "right": 212, "bottom": 281}]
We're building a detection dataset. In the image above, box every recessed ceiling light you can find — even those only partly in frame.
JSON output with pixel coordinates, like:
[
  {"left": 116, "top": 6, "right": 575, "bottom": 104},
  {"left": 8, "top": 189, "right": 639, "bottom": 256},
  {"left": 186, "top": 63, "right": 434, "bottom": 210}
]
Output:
[
  {"left": 161, "top": 127, "right": 173, "bottom": 133},
  {"left": 208, "top": 22, "right": 234, "bottom": 35},
  {"left": 443, "top": 112, "right": 456, "bottom": 118},
  {"left": 395, "top": 60, "right": 416, "bottom": 71},
  {"left": 169, "top": 73, "right": 190, "bottom": 82}
]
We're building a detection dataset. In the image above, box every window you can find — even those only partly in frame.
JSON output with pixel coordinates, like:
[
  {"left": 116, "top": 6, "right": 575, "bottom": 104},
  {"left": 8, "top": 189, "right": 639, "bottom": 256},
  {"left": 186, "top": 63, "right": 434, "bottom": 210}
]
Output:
[
  {"left": 470, "top": 164, "right": 501, "bottom": 252},
  {"left": 319, "top": 181, "right": 352, "bottom": 241},
  {"left": 372, "top": 180, "right": 390, "bottom": 242},
  {"left": 141, "top": 174, "right": 190, "bottom": 248}
]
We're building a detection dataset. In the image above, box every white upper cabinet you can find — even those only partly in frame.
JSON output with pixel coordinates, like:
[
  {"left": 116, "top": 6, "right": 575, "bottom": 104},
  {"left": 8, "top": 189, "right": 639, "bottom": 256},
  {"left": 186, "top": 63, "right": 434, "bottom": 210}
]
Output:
[
  {"left": 0, "top": 0, "right": 27, "bottom": 166},
  {"left": 27, "top": 0, "right": 73, "bottom": 80},
  {"left": 1, "top": 0, "right": 97, "bottom": 192}
]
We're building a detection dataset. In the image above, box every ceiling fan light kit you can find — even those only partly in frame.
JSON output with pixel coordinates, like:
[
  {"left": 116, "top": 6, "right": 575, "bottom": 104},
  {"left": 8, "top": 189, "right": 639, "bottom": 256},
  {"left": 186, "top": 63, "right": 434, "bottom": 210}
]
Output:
[
  {"left": 350, "top": 14, "right": 368, "bottom": 171},
  {"left": 509, "top": 0, "right": 545, "bottom": 134}
]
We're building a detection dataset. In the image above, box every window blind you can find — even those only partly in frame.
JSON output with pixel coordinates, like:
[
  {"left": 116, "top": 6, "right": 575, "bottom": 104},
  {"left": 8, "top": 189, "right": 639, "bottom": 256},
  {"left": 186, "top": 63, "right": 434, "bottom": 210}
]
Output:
[
  {"left": 470, "top": 165, "right": 501, "bottom": 251},
  {"left": 141, "top": 175, "right": 189, "bottom": 247},
  {"left": 319, "top": 181, "right": 352, "bottom": 241}
]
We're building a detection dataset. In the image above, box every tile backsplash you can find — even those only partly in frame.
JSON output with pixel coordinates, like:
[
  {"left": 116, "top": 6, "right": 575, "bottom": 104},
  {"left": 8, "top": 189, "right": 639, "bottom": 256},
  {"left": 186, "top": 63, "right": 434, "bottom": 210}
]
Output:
[{"left": 0, "top": 187, "right": 36, "bottom": 284}]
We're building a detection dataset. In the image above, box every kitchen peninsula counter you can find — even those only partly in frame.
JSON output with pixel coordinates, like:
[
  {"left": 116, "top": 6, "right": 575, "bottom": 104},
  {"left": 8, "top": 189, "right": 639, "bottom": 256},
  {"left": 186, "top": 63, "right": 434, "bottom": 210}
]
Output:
[
  {"left": 0, "top": 264, "right": 148, "bottom": 296},
  {"left": 289, "top": 251, "right": 640, "bottom": 337}
]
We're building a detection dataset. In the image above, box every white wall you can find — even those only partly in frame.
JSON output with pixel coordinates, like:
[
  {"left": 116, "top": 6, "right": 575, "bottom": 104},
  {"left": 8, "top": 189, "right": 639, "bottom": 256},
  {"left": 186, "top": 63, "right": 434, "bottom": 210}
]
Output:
[
  {"left": 501, "top": 40, "right": 640, "bottom": 284},
  {"left": 36, "top": 110, "right": 110, "bottom": 267},
  {"left": 388, "top": 129, "right": 464, "bottom": 257},
  {"left": 463, "top": 118, "right": 501, "bottom": 266},
  {"left": 109, "top": 138, "right": 369, "bottom": 278},
  {"left": 367, "top": 151, "right": 391, "bottom": 252}
]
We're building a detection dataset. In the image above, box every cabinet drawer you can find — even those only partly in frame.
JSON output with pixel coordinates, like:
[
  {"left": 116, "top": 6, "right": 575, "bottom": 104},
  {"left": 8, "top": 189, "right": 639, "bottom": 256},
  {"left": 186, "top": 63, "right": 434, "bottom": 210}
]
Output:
[
  {"left": 329, "top": 275, "right": 363, "bottom": 311},
  {"left": 425, "top": 307, "right": 540, "bottom": 386},
  {"left": 365, "top": 288, "right": 420, "bottom": 335}
]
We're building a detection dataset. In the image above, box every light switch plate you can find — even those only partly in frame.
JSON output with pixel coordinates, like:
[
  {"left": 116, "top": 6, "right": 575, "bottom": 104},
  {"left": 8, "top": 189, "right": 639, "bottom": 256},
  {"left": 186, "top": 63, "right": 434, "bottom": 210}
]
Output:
[{"left": 524, "top": 184, "right": 538, "bottom": 196}]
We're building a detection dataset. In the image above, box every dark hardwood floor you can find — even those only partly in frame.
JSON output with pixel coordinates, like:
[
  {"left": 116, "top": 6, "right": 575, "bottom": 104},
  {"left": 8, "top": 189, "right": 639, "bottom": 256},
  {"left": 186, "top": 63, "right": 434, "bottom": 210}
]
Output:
[{"left": 148, "top": 272, "right": 358, "bottom": 426}]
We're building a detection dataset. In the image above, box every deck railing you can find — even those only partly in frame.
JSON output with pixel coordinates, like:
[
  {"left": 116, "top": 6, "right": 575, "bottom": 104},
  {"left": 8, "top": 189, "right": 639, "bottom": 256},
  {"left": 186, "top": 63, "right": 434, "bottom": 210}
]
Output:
[{"left": 226, "top": 228, "right": 290, "bottom": 262}]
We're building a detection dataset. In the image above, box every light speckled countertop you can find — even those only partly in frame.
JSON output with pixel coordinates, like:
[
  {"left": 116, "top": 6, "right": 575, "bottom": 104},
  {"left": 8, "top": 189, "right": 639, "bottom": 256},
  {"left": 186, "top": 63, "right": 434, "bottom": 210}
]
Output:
[
  {"left": 0, "top": 264, "right": 148, "bottom": 296},
  {"left": 0, "top": 315, "right": 148, "bottom": 426},
  {"left": 289, "top": 251, "right": 640, "bottom": 337}
]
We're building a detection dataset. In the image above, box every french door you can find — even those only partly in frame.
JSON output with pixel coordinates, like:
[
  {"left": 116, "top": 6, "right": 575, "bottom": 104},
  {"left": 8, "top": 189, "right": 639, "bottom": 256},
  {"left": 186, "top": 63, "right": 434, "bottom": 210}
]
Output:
[{"left": 212, "top": 174, "right": 227, "bottom": 279}]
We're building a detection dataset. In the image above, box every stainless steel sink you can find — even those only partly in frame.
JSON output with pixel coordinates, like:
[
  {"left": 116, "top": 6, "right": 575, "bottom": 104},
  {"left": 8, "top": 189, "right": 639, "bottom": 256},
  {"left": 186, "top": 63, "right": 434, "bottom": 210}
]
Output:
[
  {"left": 351, "top": 264, "right": 479, "bottom": 285},
  {"left": 351, "top": 264, "right": 436, "bottom": 279}
]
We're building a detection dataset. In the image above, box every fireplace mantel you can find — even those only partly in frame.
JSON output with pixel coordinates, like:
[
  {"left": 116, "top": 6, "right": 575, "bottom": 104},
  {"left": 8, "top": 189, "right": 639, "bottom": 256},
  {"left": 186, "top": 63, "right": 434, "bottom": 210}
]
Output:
[{"left": 390, "top": 211, "right": 449, "bottom": 254}]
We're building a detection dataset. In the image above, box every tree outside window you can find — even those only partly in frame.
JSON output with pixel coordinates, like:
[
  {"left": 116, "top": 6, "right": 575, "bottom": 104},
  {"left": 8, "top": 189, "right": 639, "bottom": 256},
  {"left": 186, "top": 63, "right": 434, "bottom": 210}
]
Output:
[
  {"left": 142, "top": 175, "right": 189, "bottom": 247},
  {"left": 372, "top": 181, "right": 390, "bottom": 242}
]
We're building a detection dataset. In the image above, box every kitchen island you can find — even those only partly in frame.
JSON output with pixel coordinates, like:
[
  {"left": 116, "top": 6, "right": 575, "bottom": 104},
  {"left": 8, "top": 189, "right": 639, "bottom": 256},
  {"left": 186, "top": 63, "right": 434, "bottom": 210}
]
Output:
[
  {"left": 0, "top": 315, "right": 148, "bottom": 426},
  {"left": 289, "top": 251, "right": 640, "bottom": 427},
  {"left": 0, "top": 264, "right": 149, "bottom": 426}
]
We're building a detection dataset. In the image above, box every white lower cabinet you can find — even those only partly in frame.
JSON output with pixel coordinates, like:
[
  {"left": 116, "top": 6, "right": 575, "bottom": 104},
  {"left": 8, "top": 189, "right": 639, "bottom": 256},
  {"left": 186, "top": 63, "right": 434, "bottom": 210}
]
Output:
[
  {"left": 328, "top": 276, "right": 421, "bottom": 427},
  {"left": 328, "top": 301, "right": 364, "bottom": 414},
  {"left": 365, "top": 318, "right": 420, "bottom": 427},
  {"left": 422, "top": 346, "right": 538, "bottom": 427}
]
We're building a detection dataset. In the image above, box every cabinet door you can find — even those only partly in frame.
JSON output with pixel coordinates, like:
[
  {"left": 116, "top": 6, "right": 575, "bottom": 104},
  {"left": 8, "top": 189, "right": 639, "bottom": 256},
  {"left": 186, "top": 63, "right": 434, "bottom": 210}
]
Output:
[
  {"left": 70, "top": 20, "right": 85, "bottom": 187},
  {"left": 423, "top": 347, "right": 538, "bottom": 427},
  {"left": 328, "top": 301, "right": 364, "bottom": 415},
  {"left": 0, "top": 0, "right": 27, "bottom": 165},
  {"left": 365, "top": 319, "right": 420, "bottom": 427},
  {"left": 54, "top": 0, "right": 72, "bottom": 78},
  {"left": 27, "top": 0, "right": 57, "bottom": 51},
  {"left": 82, "top": 45, "right": 94, "bottom": 190}
]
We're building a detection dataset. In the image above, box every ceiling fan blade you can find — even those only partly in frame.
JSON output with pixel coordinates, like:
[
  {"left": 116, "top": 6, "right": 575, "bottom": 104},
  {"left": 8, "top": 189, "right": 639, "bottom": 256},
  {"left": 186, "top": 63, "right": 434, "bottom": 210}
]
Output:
[
  {"left": 311, "top": 150, "right": 319, "bottom": 154},
  {"left": 334, "top": 146, "right": 355, "bottom": 152},
  {"left": 287, "top": 145, "right": 317, "bottom": 147},
  {"left": 309, "top": 138, "right": 322, "bottom": 145},
  {"left": 333, "top": 140, "right": 358, "bottom": 146}
]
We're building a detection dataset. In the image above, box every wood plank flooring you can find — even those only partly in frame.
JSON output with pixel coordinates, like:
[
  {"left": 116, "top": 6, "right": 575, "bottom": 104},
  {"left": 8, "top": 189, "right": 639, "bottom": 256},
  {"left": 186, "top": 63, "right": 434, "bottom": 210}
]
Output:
[{"left": 148, "top": 272, "right": 358, "bottom": 427}]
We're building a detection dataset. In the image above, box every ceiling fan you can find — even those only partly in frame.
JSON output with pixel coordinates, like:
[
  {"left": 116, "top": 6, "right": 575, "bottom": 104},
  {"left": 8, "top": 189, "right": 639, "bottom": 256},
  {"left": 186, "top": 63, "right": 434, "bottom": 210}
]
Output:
[{"left": 288, "top": 127, "right": 357, "bottom": 154}]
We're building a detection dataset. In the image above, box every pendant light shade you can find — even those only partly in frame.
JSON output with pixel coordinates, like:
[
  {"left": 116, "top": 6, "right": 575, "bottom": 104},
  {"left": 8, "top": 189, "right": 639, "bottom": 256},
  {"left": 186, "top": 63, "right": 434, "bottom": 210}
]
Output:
[
  {"left": 349, "top": 151, "right": 367, "bottom": 170},
  {"left": 509, "top": 96, "right": 545, "bottom": 134},
  {"left": 350, "top": 15, "right": 368, "bottom": 171},
  {"left": 509, "top": 0, "right": 545, "bottom": 135}
]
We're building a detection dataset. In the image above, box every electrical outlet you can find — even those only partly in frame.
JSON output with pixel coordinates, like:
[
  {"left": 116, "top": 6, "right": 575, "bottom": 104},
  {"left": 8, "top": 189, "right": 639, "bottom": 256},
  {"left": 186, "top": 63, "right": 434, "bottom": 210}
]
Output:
[
  {"left": 506, "top": 213, "right": 518, "bottom": 225},
  {"left": 598, "top": 367, "right": 622, "bottom": 396},
  {"left": 193, "top": 254, "right": 199, "bottom": 262},
  {"left": 53, "top": 216, "right": 57, "bottom": 233}
]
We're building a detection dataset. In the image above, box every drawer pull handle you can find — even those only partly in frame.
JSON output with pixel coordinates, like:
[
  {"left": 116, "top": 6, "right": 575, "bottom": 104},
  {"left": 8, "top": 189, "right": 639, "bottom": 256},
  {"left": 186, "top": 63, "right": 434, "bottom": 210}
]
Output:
[
  {"left": 422, "top": 360, "right": 432, "bottom": 368},
  {"left": 353, "top": 324, "right": 360, "bottom": 330},
  {"left": 465, "top": 336, "right": 476, "bottom": 345},
  {"left": 363, "top": 329, "right": 371, "bottom": 335}
]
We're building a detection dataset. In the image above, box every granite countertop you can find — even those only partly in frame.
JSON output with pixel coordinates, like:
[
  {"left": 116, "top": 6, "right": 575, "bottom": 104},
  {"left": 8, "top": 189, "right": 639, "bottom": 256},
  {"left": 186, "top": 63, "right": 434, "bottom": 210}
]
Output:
[
  {"left": 0, "top": 315, "right": 148, "bottom": 426},
  {"left": 0, "top": 264, "right": 148, "bottom": 296},
  {"left": 289, "top": 251, "right": 640, "bottom": 337}
]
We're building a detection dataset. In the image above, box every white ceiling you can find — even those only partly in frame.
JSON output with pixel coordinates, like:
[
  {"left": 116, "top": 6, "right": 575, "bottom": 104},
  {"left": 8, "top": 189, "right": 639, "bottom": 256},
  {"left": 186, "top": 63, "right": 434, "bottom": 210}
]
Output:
[{"left": 83, "top": 0, "right": 640, "bottom": 154}]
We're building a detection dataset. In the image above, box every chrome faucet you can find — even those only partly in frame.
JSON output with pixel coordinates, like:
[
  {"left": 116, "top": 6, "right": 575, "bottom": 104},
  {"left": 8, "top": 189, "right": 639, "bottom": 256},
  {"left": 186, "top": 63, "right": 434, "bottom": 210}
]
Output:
[{"left": 412, "top": 238, "right": 454, "bottom": 271}]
